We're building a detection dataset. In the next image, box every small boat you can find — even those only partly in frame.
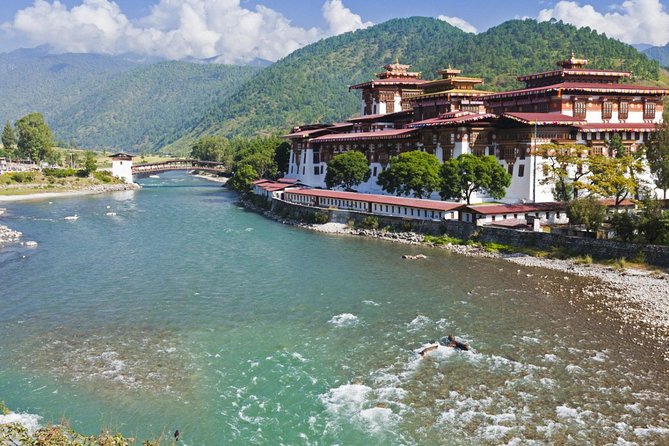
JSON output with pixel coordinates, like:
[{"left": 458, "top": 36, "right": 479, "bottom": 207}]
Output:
[
  {"left": 149, "top": 175, "right": 160, "bottom": 179},
  {"left": 105, "top": 212, "right": 117, "bottom": 216},
  {"left": 63, "top": 215, "right": 79, "bottom": 221}
]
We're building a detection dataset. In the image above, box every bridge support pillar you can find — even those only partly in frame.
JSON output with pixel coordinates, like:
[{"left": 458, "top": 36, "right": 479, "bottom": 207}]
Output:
[{"left": 110, "top": 153, "right": 134, "bottom": 183}]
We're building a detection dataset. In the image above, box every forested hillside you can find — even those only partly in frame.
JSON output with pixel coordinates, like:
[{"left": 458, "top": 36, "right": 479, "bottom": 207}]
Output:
[
  {"left": 166, "top": 17, "right": 659, "bottom": 152},
  {"left": 51, "top": 62, "right": 259, "bottom": 151},
  {"left": 0, "top": 46, "right": 143, "bottom": 127}
]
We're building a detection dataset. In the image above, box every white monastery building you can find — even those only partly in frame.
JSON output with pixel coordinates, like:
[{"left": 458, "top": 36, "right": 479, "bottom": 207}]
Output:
[{"left": 284, "top": 55, "right": 668, "bottom": 203}]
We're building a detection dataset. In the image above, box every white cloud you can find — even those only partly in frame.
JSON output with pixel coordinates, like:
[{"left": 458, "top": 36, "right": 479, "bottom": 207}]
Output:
[
  {"left": 437, "top": 15, "right": 477, "bottom": 33},
  {"left": 1, "top": 0, "right": 372, "bottom": 63},
  {"left": 322, "top": 0, "right": 372, "bottom": 35},
  {"left": 537, "top": 0, "right": 669, "bottom": 46}
]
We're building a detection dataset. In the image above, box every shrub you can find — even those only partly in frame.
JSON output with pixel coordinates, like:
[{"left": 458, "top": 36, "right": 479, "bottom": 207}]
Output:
[
  {"left": 360, "top": 216, "right": 379, "bottom": 229},
  {"left": 43, "top": 168, "right": 76, "bottom": 178},
  {"left": 312, "top": 211, "right": 330, "bottom": 224},
  {"left": 483, "top": 242, "right": 514, "bottom": 253},
  {"left": 93, "top": 170, "right": 114, "bottom": 183},
  {"left": 424, "top": 234, "right": 462, "bottom": 245},
  {"left": 9, "top": 171, "right": 35, "bottom": 183},
  {"left": 573, "top": 254, "right": 593, "bottom": 265},
  {"left": 613, "top": 257, "right": 627, "bottom": 270}
]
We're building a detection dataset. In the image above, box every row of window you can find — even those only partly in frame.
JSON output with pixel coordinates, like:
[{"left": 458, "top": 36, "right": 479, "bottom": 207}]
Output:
[{"left": 574, "top": 101, "right": 655, "bottom": 120}]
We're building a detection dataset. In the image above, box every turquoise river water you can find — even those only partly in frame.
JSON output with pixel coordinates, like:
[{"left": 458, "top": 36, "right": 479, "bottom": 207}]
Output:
[{"left": 0, "top": 172, "right": 668, "bottom": 445}]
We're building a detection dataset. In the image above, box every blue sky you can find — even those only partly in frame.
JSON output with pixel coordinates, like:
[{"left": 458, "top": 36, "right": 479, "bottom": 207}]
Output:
[{"left": 1, "top": 0, "right": 668, "bottom": 63}]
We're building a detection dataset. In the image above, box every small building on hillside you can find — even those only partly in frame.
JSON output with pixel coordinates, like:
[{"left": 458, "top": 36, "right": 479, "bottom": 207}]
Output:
[{"left": 283, "top": 188, "right": 463, "bottom": 221}]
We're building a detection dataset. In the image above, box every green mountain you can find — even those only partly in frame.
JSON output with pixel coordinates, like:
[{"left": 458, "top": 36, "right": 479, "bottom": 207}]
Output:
[
  {"left": 0, "top": 46, "right": 144, "bottom": 128},
  {"left": 643, "top": 44, "right": 669, "bottom": 68},
  {"left": 51, "top": 61, "right": 260, "bottom": 151},
  {"left": 166, "top": 17, "right": 659, "bottom": 152}
]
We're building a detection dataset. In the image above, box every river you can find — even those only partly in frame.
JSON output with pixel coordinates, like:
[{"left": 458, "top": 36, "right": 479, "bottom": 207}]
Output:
[{"left": 1, "top": 172, "right": 667, "bottom": 445}]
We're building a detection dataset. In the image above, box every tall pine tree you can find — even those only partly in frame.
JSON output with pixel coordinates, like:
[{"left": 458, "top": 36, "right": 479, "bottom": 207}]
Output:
[{"left": 1, "top": 121, "right": 16, "bottom": 157}]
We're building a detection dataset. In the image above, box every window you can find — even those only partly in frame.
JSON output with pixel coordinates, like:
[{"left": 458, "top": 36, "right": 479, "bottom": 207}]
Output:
[
  {"left": 507, "top": 164, "right": 514, "bottom": 176},
  {"left": 372, "top": 166, "right": 378, "bottom": 176},
  {"left": 518, "top": 164, "right": 525, "bottom": 177},
  {"left": 574, "top": 101, "right": 586, "bottom": 118},
  {"left": 602, "top": 102, "right": 613, "bottom": 120},
  {"left": 314, "top": 166, "right": 319, "bottom": 175},
  {"left": 619, "top": 101, "right": 629, "bottom": 120},
  {"left": 644, "top": 102, "right": 656, "bottom": 120}
]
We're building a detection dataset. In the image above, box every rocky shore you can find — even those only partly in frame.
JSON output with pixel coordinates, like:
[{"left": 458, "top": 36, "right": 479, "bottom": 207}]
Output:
[{"left": 244, "top": 200, "right": 669, "bottom": 356}]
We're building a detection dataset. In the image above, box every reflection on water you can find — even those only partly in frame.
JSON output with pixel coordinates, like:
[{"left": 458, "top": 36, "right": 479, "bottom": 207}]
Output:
[{"left": 0, "top": 172, "right": 668, "bottom": 445}]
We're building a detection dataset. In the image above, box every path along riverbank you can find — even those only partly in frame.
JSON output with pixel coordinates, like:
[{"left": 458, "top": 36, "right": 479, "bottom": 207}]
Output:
[{"left": 247, "top": 201, "right": 669, "bottom": 360}]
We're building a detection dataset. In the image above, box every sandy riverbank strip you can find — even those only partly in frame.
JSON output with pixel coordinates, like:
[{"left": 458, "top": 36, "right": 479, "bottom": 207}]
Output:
[{"left": 0, "top": 183, "right": 140, "bottom": 202}]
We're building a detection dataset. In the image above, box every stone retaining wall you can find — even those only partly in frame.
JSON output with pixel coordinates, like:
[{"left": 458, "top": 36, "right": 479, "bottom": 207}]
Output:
[{"left": 270, "top": 198, "right": 669, "bottom": 267}]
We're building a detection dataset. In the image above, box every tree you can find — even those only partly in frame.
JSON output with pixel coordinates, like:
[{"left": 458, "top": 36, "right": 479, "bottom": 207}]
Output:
[
  {"left": 581, "top": 155, "right": 642, "bottom": 209},
  {"left": 608, "top": 133, "right": 625, "bottom": 158},
  {"left": 647, "top": 123, "right": 669, "bottom": 199},
  {"left": 190, "top": 135, "right": 228, "bottom": 162},
  {"left": 537, "top": 143, "right": 590, "bottom": 201},
  {"left": 1, "top": 121, "right": 16, "bottom": 156},
  {"left": 274, "top": 141, "right": 291, "bottom": 175},
  {"left": 377, "top": 150, "right": 441, "bottom": 198},
  {"left": 227, "top": 164, "right": 259, "bottom": 193},
  {"left": 439, "top": 154, "right": 511, "bottom": 204},
  {"left": 82, "top": 150, "right": 98, "bottom": 174},
  {"left": 15, "top": 113, "right": 54, "bottom": 162},
  {"left": 324, "top": 151, "right": 371, "bottom": 191},
  {"left": 566, "top": 196, "right": 606, "bottom": 233}
]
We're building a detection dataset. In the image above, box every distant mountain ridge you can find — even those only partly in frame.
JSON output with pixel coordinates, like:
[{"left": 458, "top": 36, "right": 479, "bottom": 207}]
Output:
[
  {"left": 0, "top": 46, "right": 260, "bottom": 151},
  {"left": 0, "top": 17, "right": 661, "bottom": 154},
  {"left": 164, "top": 17, "right": 659, "bottom": 153},
  {"left": 643, "top": 44, "right": 669, "bottom": 68}
]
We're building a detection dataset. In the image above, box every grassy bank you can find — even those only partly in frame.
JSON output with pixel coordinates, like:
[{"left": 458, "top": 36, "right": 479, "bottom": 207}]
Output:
[{"left": 0, "top": 170, "right": 123, "bottom": 196}]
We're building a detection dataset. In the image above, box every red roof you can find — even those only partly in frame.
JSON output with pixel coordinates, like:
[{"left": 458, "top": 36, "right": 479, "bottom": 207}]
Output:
[
  {"left": 346, "top": 110, "right": 412, "bottom": 123},
  {"left": 599, "top": 199, "right": 636, "bottom": 207},
  {"left": 576, "top": 123, "right": 659, "bottom": 132},
  {"left": 486, "top": 82, "right": 669, "bottom": 100},
  {"left": 410, "top": 112, "right": 496, "bottom": 128},
  {"left": 349, "top": 78, "right": 428, "bottom": 90},
  {"left": 501, "top": 112, "right": 585, "bottom": 126},
  {"left": 311, "top": 128, "right": 416, "bottom": 143},
  {"left": 285, "top": 188, "right": 463, "bottom": 212},
  {"left": 465, "top": 202, "right": 565, "bottom": 215},
  {"left": 517, "top": 68, "right": 631, "bottom": 82}
]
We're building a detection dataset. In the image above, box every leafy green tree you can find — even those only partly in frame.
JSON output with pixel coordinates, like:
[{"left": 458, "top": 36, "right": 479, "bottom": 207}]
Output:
[
  {"left": 274, "top": 141, "right": 291, "bottom": 175},
  {"left": 227, "top": 164, "right": 259, "bottom": 193},
  {"left": 610, "top": 211, "right": 639, "bottom": 242},
  {"left": 82, "top": 150, "right": 98, "bottom": 174},
  {"left": 580, "top": 155, "right": 641, "bottom": 209},
  {"left": 324, "top": 151, "right": 371, "bottom": 191},
  {"left": 566, "top": 196, "right": 606, "bottom": 233},
  {"left": 1, "top": 120, "right": 16, "bottom": 157},
  {"left": 647, "top": 123, "right": 669, "bottom": 199},
  {"left": 637, "top": 198, "right": 669, "bottom": 245},
  {"left": 608, "top": 133, "right": 626, "bottom": 158},
  {"left": 538, "top": 143, "right": 590, "bottom": 201},
  {"left": 439, "top": 154, "right": 511, "bottom": 204},
  {"left": 378, "top": 150, "right": 441, "bottom": 198},
  {"left": 15, "top": 112, "right": 54, "bottom": 162},
  {"left": 190, "top": 135, "right": 228, "bottom": 162}
]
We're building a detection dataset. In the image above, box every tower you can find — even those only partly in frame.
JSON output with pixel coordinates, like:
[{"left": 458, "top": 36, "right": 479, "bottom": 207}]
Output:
[{"left": 110, "top": 152, "right": 134, "bottom": 183}]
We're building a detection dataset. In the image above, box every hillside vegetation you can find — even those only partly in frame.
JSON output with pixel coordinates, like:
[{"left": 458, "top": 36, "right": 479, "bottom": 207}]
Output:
[
  {"left": 165, "top": 17, "right": 659, "bottom": 152},
  {"left": 51, "top": 61, "right": 259, "bottom": 151}
]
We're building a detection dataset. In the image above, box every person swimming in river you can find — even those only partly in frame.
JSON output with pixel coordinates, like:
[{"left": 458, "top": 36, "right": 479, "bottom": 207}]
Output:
[{"left": 419, "top": 334, "right": 470, "bottom": 356}]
